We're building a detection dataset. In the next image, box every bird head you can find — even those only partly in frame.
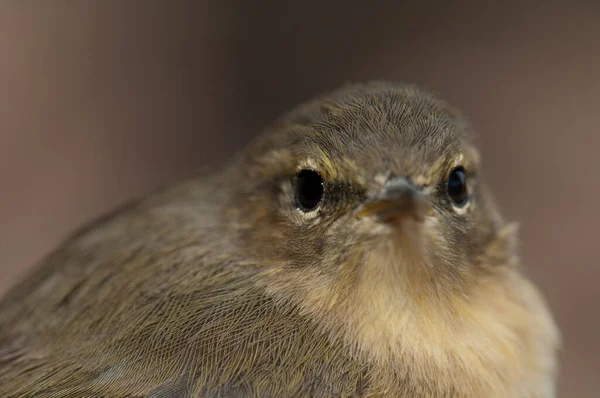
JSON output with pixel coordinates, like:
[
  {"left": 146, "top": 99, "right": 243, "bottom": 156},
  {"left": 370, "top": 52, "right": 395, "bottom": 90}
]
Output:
[{"left": 232, "top": 82, "right": 516, "bottom": 299}]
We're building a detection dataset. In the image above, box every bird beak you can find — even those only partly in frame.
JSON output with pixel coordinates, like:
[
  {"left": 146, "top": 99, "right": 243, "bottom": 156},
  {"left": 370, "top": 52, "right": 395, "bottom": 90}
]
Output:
[{"left": 355, "top": 178, "right": 431, "bottom": 223}]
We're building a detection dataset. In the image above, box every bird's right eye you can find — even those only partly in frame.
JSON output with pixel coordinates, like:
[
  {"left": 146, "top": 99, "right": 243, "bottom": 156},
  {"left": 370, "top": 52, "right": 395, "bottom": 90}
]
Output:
[{"left": 295, "top": 169, "right": 324, "bottom": 212}]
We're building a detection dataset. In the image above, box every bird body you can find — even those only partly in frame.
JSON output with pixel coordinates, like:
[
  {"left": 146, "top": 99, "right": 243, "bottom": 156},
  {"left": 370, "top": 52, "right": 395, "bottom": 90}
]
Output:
[{"left": 0, "top": 82, "right": 559, "bottom": 397}]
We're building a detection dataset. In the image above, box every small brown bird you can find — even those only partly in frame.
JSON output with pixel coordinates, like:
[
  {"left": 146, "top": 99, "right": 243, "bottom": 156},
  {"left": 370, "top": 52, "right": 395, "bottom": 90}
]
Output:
[{"left": 0, "top": 82, "right": 559, "bottom": 397}]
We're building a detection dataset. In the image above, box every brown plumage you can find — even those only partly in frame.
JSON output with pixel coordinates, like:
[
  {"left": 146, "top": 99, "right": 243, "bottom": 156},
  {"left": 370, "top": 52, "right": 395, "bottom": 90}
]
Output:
[{"left": 0, "top": 82, "right": 559, "bottom": 397}]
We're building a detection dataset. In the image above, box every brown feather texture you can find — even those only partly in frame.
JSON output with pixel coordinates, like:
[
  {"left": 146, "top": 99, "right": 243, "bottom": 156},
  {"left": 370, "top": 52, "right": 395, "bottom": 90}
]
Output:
[{"left": 0, "top": 82, "right": 559, "bottom": 397}]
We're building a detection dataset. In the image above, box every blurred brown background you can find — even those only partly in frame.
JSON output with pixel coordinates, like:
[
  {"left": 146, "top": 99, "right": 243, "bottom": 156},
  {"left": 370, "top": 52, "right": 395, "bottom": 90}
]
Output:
[{"left": 0, "top": 1, "right": 598, "bottom": 396}]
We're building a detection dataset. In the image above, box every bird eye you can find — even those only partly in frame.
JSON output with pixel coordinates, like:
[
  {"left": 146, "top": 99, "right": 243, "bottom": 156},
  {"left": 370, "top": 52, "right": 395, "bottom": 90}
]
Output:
[
  {"left": 447, "top": 166, "right": 468, "bottom": 206},
  {"left": 295, "top": 169, "right": 324, "bottom": 212}
]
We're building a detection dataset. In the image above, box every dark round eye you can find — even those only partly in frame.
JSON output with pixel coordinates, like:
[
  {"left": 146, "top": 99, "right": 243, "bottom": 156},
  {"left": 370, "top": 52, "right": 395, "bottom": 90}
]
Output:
[
  {"left": 296, "top": 169, "right": 324, "bottom": 211},
  {"left": 447, "top": 166, "right": 468, "bottom": 206}
]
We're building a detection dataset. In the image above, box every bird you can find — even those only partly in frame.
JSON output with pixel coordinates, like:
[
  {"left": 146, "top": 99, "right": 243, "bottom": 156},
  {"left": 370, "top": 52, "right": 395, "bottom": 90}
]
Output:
[{"left": 0, "top": 81, "right": 559, "bottom": 397}]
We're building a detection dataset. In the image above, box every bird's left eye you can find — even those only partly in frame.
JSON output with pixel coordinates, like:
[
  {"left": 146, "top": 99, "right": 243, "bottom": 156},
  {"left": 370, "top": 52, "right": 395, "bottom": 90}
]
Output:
[{"left": 447, "top": 166, "right": 468, "bottom": 206}]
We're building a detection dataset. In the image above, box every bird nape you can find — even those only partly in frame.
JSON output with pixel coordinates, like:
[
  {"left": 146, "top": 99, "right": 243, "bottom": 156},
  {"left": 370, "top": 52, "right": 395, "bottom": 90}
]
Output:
[{"left": 0, "top": 82, "right": 559, "bottom": 398}]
